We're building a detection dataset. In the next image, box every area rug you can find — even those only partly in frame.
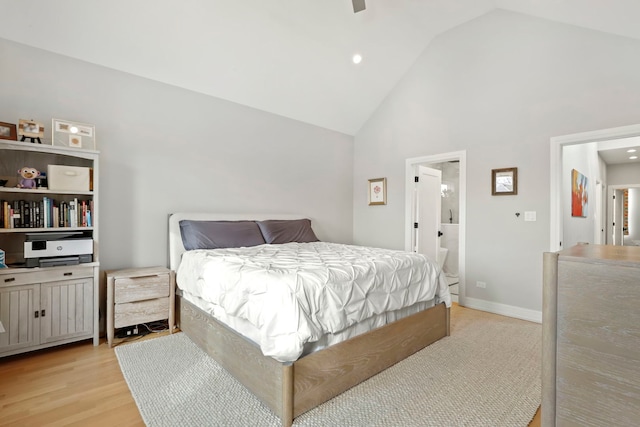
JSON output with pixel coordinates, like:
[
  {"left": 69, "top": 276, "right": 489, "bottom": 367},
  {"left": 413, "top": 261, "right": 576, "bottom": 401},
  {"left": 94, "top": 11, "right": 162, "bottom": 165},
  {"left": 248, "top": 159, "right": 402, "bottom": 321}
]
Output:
[{"left": 115, "top": 306, "right": 541, "bottom": 426}]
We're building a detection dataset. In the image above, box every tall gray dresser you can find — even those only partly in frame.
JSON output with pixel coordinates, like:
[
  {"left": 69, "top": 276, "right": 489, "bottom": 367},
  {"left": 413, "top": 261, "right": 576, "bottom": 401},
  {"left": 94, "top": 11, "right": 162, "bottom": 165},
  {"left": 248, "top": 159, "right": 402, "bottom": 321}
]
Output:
[{"left": 542, "top": 244, "right": 640, "bottom": 426}]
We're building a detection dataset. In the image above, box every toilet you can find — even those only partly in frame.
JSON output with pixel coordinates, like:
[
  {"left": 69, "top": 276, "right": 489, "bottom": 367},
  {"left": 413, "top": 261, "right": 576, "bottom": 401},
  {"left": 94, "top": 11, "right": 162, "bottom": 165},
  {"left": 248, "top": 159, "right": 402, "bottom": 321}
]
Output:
[{"left": 437, "top": 247, "right": 449, "bottom": 270}]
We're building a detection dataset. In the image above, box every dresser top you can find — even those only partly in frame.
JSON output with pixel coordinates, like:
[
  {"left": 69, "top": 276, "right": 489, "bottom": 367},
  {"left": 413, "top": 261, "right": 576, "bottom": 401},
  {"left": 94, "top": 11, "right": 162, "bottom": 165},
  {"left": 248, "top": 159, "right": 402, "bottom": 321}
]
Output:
[
  {"left": 559, "top": 244, "right": 640, "bottom": 265},
  {"left": 105, "top": 266, "right": 170, "bottom": 279}
]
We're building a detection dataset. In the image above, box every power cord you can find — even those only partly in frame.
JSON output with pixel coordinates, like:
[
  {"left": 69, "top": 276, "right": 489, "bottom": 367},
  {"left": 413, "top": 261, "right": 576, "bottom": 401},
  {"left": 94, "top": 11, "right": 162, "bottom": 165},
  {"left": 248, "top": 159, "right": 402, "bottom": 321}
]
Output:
[{"left": 141, "top": 319, "right": 170, "bottom": 333}]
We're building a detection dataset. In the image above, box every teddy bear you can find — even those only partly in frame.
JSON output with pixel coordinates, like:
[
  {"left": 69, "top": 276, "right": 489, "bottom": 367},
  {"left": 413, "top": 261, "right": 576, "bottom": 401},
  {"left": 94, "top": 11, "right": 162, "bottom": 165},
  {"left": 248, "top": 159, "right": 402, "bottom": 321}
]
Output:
[{"left": 17, "top": 167, "right": 40, "bottom": 189}]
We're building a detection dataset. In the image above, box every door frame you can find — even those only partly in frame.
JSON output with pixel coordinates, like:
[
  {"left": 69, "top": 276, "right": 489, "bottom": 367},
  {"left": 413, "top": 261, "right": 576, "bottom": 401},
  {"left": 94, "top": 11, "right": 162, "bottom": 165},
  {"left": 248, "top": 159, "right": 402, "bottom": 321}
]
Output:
[
  {"left": 594, "top": 180, "right": 604, "bottom": 244},
  {"left": 608, "top": 184, "right": 640, "bottom": 245},
  {"left": 550, "top": 123, "right": 640, "bottom": 252},
  {"left": 405, "top": 150, "right": 466, "bottom": 305}
]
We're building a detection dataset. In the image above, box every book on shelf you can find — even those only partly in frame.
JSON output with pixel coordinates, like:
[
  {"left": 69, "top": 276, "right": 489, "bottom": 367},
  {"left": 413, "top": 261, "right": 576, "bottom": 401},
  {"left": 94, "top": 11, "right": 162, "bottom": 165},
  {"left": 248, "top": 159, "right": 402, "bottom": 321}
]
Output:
[{"left": 0, "top": 197, "right": 93, "bottom": 229}]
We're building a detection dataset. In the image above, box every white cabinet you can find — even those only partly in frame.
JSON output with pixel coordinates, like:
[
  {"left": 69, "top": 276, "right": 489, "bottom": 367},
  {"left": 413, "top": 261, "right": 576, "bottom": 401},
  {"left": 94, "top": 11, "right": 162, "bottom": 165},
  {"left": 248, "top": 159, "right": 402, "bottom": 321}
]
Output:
[
  {"left": 0, "top": 141, "right": 99, "bottom": 357},
  {"left": 0, "top": 265, "right": 97, "bottom": 356}
]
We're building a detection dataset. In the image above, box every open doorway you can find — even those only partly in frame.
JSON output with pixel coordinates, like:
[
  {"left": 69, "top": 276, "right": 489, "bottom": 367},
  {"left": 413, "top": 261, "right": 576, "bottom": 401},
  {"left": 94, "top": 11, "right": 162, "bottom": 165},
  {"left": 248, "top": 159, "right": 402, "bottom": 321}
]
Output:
[
  {"left": 608, "top": 185, "right": 640, "bottom": 246},
  {"left": 550, "top": 124, "right": 640, "bottom": 251},
  {"left": 405, "top": 150, "right": 466, "bottom": 305}
]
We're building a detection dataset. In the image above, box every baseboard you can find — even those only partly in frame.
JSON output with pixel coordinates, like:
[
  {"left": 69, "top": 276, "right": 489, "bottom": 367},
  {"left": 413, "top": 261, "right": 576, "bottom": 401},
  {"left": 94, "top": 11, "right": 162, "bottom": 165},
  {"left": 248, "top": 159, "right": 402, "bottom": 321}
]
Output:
[{"left": 461, "top": 297, "right": 542, "bottom": 324}]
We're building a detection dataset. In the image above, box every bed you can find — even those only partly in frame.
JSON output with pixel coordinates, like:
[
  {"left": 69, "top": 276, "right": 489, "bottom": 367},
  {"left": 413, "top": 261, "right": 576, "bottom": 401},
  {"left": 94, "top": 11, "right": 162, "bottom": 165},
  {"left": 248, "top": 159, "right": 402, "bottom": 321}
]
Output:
[{"left": 169, "top": 212, "right": 451, "bottom": 426}]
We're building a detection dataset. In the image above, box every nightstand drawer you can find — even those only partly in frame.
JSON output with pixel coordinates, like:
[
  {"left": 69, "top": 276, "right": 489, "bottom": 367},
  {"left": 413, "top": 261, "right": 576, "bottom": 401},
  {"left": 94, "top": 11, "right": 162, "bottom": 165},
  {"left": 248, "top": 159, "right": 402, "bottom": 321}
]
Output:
[
  {"left": 114, "top": 274, "right": 169, "bottom": 303},
  {"left": 114, "top": 297, "right": 170, "bottom": 328}
]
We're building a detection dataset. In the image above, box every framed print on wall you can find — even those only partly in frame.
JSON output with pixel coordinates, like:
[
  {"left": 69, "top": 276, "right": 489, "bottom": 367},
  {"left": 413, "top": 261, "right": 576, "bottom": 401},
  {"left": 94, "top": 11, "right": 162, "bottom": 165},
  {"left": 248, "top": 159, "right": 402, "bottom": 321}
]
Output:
[
  {"left": 571, "top": 169, "right": 588, "bottom": 217},
  {"left": 491, "top": 167, "right": 517, "bottom": 196},
  {"left": 52, "top": 118, "right": 96, "bottom": 150},
  {"left": 0, "top": 121, "right": 17, "bottom": 141},
  {"left": 368, "top": 177, "right": 387, "bottom": 205}
]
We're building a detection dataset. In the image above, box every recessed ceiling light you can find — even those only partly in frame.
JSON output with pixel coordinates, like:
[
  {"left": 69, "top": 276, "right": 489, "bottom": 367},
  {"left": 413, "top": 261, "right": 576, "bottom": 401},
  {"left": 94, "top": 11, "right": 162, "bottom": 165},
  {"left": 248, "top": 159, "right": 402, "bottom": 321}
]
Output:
[
  {"left": 352, "top": 54, "right": 362, "bottom": 64},
  {"left": 630, "top": 156, "right": 638, "bottom": 160},
  {"left": 627, "top": 148, "right": 637, "bottom": 153}
]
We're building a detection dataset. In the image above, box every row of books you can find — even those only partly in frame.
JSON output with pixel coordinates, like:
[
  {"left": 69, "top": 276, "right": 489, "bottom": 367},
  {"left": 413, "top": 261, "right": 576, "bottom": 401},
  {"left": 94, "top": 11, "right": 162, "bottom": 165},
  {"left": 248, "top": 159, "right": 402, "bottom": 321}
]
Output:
[{"left": 1, "top": 198, "right": 93, "bottom": 229}]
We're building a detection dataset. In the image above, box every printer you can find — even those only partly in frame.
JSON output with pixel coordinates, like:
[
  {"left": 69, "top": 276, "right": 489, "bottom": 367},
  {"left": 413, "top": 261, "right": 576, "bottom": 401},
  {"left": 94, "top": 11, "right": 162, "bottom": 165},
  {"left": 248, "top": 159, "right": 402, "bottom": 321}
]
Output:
[{"left": 24, "top": 232, "right": 93, "bottom": 268}]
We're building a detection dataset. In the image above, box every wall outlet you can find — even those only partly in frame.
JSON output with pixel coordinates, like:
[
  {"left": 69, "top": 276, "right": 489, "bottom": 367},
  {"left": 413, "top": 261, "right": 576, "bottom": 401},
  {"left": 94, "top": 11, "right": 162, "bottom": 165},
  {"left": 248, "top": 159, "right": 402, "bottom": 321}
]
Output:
[
  {"left": 119, "top": 325, "right": 140, "bottom": 337},
  {"left": 476, "top": 281, "right": 487, "bottom": 288}
]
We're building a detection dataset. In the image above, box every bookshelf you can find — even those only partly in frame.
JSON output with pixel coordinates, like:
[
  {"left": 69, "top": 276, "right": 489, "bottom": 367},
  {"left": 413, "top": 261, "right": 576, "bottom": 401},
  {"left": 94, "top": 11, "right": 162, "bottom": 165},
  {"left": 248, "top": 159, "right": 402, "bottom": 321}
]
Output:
[{"left": 0, "top": 140, "right": 100, "bottom": 356}]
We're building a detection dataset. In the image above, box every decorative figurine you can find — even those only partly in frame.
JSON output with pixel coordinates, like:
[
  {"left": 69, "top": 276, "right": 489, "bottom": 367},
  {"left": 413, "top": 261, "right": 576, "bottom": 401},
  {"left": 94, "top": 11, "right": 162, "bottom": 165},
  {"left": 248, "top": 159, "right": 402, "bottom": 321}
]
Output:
[{"left": 17, "top": 167, "right": 40, "bottom": 189}]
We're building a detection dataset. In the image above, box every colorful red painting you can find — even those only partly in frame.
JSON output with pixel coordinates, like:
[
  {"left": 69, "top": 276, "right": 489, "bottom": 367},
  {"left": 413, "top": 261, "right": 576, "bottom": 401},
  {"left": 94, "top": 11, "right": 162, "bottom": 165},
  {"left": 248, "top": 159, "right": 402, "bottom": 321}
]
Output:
[{"left": 571, "top": 169, "right": 588, "bottom": 218}]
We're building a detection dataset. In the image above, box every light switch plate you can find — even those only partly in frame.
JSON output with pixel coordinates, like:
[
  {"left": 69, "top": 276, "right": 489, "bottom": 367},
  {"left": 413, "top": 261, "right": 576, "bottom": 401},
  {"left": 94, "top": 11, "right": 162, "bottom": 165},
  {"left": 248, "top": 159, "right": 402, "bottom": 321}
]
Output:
[{"left": 525, "top": 211, "right": 537, "bottom": 221}]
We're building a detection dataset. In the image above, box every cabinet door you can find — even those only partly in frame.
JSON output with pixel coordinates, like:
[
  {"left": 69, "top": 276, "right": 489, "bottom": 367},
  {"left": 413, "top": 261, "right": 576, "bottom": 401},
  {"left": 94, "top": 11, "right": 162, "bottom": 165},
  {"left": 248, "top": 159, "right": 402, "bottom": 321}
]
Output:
[
  {"left": 40, "top": 278, "right": 93, "bottom": 344},
  {"left": 0, "top": 284, "right": 40, "bottom": 354}
]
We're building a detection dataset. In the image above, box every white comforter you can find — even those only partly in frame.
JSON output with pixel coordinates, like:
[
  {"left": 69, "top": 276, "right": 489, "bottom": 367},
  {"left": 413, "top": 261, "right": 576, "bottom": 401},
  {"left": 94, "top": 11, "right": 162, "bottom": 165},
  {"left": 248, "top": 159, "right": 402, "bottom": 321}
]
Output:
[{"left": 177, "top": 242, "right": 451, "bottom": 362}]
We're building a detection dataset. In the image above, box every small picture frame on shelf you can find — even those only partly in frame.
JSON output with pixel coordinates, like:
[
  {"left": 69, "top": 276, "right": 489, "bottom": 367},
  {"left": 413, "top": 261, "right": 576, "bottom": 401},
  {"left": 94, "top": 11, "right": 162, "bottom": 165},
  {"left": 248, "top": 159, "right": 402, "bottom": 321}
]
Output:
[
  {"left": 52, "top": 118, "right": 96, "bottom": 150},
  {"left": 0, "top": 121, "right": 17, "bottom": 141},
  {"left": 18, "top": 119, "right": 45, "bottom": 144}
]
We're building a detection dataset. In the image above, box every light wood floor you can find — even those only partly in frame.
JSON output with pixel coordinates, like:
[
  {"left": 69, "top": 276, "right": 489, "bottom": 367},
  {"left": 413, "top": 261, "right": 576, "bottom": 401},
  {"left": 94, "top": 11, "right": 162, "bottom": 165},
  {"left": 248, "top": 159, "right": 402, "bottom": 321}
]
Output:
[
  {"left": 0, "top": 308, "right": 542, "bottom": 427},
  {"left": 0, "top": 334, "right": 158, "bottom": 427}
]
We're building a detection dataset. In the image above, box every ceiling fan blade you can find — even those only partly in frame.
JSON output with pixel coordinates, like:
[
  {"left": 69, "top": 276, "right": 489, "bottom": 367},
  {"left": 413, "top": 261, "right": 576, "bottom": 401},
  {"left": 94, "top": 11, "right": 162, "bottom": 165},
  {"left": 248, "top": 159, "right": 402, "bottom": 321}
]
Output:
[{"left": 352, "top": 0, "right": 366, "bottom": 13}]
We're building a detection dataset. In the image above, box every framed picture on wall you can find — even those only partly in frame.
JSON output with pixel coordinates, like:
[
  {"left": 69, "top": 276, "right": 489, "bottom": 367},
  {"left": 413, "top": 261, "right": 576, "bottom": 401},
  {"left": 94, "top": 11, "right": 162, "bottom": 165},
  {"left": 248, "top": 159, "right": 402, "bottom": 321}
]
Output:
[
  {"left": 368, "top": 177, "right": 387, "bottom": 205},
  {"left": 0, "top": 121, "right": 17, "bottom": 141},
  {"left": 491, "top": 167, "right": 517, "bottom": 196},
  {"left": 52, "top": 119, "right": 96, "bottom": 150}
]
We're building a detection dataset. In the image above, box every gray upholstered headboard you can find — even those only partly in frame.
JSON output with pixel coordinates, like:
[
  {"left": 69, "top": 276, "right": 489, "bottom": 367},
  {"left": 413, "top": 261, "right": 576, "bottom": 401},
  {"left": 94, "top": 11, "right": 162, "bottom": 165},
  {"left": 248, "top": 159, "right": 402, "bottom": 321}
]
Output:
[{"left": 168, "top": 212, "right": 312, "bottom": 272}]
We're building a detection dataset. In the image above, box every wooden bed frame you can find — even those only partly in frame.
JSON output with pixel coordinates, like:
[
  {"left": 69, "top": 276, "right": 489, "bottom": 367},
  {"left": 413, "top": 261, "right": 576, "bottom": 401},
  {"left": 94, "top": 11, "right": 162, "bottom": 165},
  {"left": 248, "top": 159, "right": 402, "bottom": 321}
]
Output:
[{"left": 169, "top": 213, "right": 450, "bottom": 427}]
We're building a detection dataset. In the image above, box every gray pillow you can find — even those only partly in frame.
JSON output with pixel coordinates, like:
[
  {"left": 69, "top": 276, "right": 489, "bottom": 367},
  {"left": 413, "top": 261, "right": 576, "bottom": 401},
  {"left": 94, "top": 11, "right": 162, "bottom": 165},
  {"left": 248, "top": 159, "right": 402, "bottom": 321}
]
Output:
[
  {"left": 256, "top": 219, "right": 319, "bottom": 244},
  {"left": 179, "top": 220, "right": 266, "bottom": 250}
]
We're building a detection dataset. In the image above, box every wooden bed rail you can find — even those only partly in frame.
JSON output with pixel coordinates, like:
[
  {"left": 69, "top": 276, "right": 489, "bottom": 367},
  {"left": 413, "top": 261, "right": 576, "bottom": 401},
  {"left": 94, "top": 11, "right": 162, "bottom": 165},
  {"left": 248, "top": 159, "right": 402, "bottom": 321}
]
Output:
[{"left": 177, "top": 297, "right": 449, "bottom": 426}]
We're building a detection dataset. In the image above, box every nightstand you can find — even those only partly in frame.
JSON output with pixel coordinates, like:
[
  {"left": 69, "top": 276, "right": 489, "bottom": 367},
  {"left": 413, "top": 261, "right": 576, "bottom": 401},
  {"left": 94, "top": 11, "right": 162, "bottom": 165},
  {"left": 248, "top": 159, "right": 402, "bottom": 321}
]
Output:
[{"left": 106, "top": 266, "right": 175, "bottom": 347}]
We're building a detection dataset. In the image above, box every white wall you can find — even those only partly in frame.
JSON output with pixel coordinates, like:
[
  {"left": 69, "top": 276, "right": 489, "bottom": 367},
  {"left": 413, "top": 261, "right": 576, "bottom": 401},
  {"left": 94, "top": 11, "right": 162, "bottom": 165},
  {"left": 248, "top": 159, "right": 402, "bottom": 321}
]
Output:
[
  {"left": 0, "top": 38, "right": 354, "bottom": 271},
  {"left": 608, "top": 163, "right": 640, "bottom": 185},
  {"left": 353, "top": 10, "right": 640, "bottom": 313}
]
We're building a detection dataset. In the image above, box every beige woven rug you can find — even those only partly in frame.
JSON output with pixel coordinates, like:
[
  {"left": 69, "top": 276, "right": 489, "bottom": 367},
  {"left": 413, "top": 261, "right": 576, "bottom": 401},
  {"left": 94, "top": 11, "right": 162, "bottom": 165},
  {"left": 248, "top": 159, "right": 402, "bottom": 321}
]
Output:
[{"left": 116, "top": 306, "right": 541, "bottom": 426}]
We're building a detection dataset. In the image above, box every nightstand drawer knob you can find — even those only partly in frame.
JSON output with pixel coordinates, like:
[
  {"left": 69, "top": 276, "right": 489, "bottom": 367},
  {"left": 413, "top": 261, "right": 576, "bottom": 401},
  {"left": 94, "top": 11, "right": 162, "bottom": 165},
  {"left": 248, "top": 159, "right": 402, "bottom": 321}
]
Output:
[
  {"left": 4, "top": 277, "right": 15, "bottom": 283},
  {"left": 64, "top": 272, "right": 73, "bottom": 276}
]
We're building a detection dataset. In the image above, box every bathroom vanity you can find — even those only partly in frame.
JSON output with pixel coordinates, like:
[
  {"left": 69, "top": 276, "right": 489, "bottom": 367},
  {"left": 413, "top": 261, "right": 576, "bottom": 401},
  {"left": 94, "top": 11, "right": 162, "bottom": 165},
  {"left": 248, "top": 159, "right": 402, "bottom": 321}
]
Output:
[{"left": 542, "top": 244, "right": 640, "bottom": 426}]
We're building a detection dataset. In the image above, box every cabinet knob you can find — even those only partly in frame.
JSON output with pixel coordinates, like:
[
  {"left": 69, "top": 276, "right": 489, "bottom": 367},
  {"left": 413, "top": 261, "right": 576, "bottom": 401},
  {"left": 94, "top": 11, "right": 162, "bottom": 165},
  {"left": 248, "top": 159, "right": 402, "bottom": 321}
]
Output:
[
  {"left": 4, "top": 277, "right": 15, "bottom": 283},
  {"left": 64, "top": 272, "right": 73, "bottom": 276}
]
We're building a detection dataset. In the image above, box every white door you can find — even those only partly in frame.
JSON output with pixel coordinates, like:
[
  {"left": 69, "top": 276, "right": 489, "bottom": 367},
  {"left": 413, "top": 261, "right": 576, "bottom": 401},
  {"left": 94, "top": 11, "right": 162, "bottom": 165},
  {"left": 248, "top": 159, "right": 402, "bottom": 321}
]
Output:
[
  {"left": 415, "top": 165, "right": 442, "bottom": 265},
  {"left": 594, "top": 181, "right": 604, "bottom": 244}
]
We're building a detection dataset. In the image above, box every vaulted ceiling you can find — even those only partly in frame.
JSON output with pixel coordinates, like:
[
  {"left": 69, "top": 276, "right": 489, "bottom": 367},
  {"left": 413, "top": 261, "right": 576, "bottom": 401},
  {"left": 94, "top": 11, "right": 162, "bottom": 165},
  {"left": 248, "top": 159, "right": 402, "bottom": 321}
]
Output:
[{"left": 1, "top": 1, "right": 639, "bottom": 135}]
